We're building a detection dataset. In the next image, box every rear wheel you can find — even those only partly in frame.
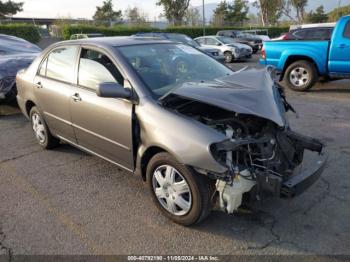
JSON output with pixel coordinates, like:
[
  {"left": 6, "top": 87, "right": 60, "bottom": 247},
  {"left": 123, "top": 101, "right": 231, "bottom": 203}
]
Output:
[
  {"left": 146, "top": 152, "right": 214, "bottom": 226},
  {"left": 283, "top": 60, "right": 317, "bottom": 91},
  {"left": 224, "top": 51, "right": 234, "bottom": 63},
  {"left": 30, "top": 106, "right": 59, "bottom": 149}
]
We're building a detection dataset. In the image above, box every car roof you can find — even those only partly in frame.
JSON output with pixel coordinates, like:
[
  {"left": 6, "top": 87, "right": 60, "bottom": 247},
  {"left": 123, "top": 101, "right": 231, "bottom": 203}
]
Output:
[{"left": 54, "top": 36, "right": 174, "bottom": 48}]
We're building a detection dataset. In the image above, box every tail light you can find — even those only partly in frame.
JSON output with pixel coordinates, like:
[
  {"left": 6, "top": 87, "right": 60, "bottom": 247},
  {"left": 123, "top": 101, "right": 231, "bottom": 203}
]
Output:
[
  {"left": 261, "top": 47, "right": 266, "bottom": 60},
  {"left": 282, "top": 34, "right": 289, "bottom": 40}
]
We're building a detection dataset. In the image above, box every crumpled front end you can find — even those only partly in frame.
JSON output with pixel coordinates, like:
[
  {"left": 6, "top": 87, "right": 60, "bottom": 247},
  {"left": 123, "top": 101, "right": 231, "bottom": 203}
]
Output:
[{"left": 161, "top": 67, "right": 328, "bottom": 214}]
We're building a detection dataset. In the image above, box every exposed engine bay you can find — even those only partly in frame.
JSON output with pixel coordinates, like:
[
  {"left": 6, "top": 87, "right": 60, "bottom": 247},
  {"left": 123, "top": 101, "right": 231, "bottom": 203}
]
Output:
[{"left": 162, "top": 90, "right": 326, "bottom": 214}]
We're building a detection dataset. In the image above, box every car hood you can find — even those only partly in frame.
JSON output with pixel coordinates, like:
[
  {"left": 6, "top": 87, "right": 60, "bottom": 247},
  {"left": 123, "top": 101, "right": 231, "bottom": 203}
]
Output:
[{"left": 160, "top": 67, "right": 286, "bottom": 127}]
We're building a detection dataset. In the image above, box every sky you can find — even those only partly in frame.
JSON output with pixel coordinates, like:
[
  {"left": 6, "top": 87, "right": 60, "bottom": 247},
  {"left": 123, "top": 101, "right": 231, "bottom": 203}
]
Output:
[
  {"left": 13, "top": 0, "right": 350, "bottom": 20},
  {"left": 14, "top": 0, "right": 204, "bottom": 20}
]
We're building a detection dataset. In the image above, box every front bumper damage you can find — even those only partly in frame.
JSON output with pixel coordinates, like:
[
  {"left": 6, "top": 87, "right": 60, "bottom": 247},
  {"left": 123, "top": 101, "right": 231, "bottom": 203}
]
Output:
[
  {"left": 281, "top": 148, "right": 328, "bottom": 197},
  {"left": 213, "top": 129, "right": 328, "bottom": 214}
]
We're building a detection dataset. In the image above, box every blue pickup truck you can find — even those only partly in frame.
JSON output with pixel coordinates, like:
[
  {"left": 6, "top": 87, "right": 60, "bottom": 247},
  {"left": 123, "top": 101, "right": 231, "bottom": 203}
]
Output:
[{"left": 260, "top": 15, "right": 350, "bottom": 91}]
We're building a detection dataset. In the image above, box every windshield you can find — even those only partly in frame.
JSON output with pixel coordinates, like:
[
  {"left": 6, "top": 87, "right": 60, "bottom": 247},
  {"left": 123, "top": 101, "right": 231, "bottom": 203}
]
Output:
[
  {"left": 117, "top": 43, "right": 233, "bottom": 98},
  {"left": 166, "top": 34, "right": 199, "bottom": 48},
  {"left": 216, "top": 36, "right": 236, "bottom": 45}
]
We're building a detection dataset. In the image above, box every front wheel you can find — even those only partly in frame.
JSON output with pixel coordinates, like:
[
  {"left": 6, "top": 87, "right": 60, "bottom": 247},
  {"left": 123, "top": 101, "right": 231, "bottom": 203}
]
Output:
[
  {"left": 224, "top": 51, "right": 234, "bottom": 63},
  {"left": 283, "top": 60, "right": 318, "bottom": 91},
  {"left": 146, "top": 152, "right": 214, "bottom": 226}
]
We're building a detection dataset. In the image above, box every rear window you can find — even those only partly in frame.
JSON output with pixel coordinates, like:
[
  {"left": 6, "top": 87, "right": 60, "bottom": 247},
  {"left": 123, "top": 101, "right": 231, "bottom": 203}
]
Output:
[
  {"left": 293, "top": 28, "right": 333, "bottom": 40},
  {"left": 344, "top": 21, "right": 350, "bottom": 38}
]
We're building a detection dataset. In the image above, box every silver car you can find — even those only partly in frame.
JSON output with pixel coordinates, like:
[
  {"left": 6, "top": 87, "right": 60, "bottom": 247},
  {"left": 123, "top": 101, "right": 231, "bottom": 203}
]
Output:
[
  {"left": 16, "top": 37, "right": 327, "bottom": 226},
  {"left": 195, "top": 35, "right": 253, "bottom": 63}
]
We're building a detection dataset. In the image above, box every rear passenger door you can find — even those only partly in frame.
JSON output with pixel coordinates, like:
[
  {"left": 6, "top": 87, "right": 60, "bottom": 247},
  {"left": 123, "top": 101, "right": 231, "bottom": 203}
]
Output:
[
  {"left": 33, "top": 46, "right": 79, "bottom": 143},
  {"left": 70, "top": 47, "right": 134, "bottom": 172},
  {"left": 329, "top": 20, "right": 350, "bottom": 74}
]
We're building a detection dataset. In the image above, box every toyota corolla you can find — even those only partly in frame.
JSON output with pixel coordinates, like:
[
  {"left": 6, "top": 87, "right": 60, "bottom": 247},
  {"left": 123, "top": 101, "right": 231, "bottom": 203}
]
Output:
[{"left": 16, "top": 37, "right": 327, "bottom": 226}]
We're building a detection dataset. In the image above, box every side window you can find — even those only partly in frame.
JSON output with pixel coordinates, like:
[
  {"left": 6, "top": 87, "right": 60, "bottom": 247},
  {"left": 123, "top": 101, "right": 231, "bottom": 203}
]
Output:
[
  {"left": 38, "top": 58, "right": 47, "bottom": 76},
  {"left": 46, "top": 46, "right": 78, "bottom": 83},
  {"left": 78, "top": 49, "right": 124, "bottom": 91},
  {"left": 196, "top": 38, "right": 206, "bottom": 45},
  {"left": 343, "top": 21, "right": 350, "bottom": 38},
  {"left": 206, "top": 38, "right": 218, "bottom": 45}
]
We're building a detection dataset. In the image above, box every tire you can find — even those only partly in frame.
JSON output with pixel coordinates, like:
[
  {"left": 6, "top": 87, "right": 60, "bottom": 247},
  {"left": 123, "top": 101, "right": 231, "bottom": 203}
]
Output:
[
  {"left": 29, "top": 106, "right": 59, "bottom": 149},
  {"left": 146, "top": 152, "right": 214, "bottom": 226},
  {"left": 224, "top": 51, "right": 234, "bottom": 63},
  {"left": 283, "top": 60, "right": 318, "bottom": 92}
]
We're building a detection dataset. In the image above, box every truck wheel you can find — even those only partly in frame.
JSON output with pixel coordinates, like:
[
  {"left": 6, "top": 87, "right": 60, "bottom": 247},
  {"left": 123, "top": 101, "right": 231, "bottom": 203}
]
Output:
[
  {"left": 30, "top": 106, "right": 60, "bottom": 149},
  {"left": 224, "top": 51, "right": 234, "bottom": 63},
  {"left": 146, "top": 152, "right": 214, "bottom": 226},
  {"left": 283, "top": 60, "right": 317, "bottom": 91}
]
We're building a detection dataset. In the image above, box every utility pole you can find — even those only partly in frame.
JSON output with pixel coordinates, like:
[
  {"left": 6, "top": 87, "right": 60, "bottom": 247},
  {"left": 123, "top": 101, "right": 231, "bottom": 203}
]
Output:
[
  {"left": 202, "top": 0, "right": 206, "bottom": 36},
  {"left": 338, "top": 0, "right": 341, "bottom": 19}
]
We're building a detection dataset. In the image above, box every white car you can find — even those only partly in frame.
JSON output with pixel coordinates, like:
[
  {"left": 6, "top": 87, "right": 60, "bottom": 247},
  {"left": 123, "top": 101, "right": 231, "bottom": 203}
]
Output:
[{"left": 195, "top": 35, "right": 252, "bottom": 63}]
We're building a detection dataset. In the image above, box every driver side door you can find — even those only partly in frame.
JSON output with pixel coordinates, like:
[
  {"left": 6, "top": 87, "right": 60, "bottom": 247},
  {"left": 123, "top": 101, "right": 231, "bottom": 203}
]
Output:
[{"left": 70, "top": 47, "right": 134, "bottom": 172}]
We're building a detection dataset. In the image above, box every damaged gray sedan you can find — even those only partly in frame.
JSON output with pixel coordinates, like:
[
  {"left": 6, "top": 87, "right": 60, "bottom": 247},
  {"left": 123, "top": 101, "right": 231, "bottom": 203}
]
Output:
[{"left": 16, "top": 37, "right": 327, "bottom": 226}]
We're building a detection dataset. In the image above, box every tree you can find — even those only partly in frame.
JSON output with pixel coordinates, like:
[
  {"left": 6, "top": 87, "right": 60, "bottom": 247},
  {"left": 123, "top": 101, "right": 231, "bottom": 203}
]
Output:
[
  {"left": 212, "top": 1, "right": 229, "bottom": 26},
  {"left": 211, "top": 0, "right": 248, "bottom": 27},
  {"left": 328, "top": 5, "right": 350, "bottom": 22},
  {"left": 0, "top": 0, "right": 23, "bottom": 18},
  {"left": 225, "top": 0, "right": 249, "bottom": 26},
  {"left": 93, "top": 0, "right": 122, "bottom": 26},
  {"left": 125, "top": 7, "right": 147, "bottom": 25},
  {"left": 290, "top": 0, "right": 308, "bottom": 23},
  {"left": 183, "top": 6, "right": 201, "bottom": 26},
  {"left": 306, "top": 5, "right": 328, "bottom": 23},
  {"left": 156, "top": 0, "right": 190, "bottom": 26},
  {"left": 253, "top": 0, "right": 283, "bottom": 26}
]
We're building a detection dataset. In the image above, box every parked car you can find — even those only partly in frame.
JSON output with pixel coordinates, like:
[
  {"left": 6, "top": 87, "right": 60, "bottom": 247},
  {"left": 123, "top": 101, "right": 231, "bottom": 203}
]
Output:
[
  {"left": 242, "top": 29, "right": 271, "bottom": 41},
  {"left": 70, "top": 33, "right": 105, "bottom": 40},
  {"left": 195, "top": 35, "right": 252, "bottom": 63},
  {"left": 132, "top": 32, "right": 225, "bottom": 61},
  {"left": 16, "top": 37, "right": 327, "bottom": 226},
  {"left": 0, "top": 34, "right": 41, "bottom": 102},
  {"left": 216, "top": 30, "right": 262, "bottom": 53},
  {"left": 260, "top": 15, "right": 350, "bottom": 91}
]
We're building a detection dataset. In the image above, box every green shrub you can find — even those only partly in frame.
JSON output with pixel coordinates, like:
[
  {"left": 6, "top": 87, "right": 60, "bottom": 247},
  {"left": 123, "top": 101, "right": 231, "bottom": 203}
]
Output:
[
  {"left": 0, "top": 23, "right": 41, "bottom": 43},
  {"left": 62, "top": 24, "right": 289, "bottom": 40}
]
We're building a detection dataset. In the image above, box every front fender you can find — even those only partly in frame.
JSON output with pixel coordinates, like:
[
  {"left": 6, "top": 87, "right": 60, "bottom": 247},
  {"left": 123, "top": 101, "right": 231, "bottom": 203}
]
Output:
[{"left": 135, "top": 98, "right": 228, "bottom": 175}]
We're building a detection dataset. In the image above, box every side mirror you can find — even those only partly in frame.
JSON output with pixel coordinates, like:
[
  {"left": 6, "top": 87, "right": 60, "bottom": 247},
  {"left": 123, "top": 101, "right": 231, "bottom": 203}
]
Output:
[
  {"left": 216, "top": 43, "right": 222, "bottom": 46},
  {"left": 96, "top": 82, "right": 132, "bottom": 99}
]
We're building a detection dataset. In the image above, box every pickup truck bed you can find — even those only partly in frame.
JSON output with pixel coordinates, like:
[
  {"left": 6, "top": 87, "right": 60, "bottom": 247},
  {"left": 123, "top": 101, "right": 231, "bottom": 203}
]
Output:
[{"left": 261, "top": 40, "right": 329, "bottom": 76}]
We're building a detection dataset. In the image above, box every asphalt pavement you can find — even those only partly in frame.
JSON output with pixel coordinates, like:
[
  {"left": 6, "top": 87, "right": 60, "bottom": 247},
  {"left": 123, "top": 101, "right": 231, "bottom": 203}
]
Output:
[{"left": 0, "top": 55, "right": 350, "bottom": 258}]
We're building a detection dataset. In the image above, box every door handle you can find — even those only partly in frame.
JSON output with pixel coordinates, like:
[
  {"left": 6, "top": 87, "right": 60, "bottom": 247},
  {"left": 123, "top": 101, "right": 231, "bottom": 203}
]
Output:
[
  {"left": 35, "top": 82, "right": 43, "bottom": 89},
  {"left": 71, "top": 93, "right": 81, "bottom": 102},
  {"left": 338, "top": 44, "right": 349, "bottom": 48}
]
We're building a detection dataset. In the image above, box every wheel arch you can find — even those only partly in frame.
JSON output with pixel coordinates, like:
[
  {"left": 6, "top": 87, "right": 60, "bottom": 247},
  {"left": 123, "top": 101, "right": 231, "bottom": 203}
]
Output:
[
  {"left": 25, "top": 100, "right": 36, "bottom": 117},
  {"left": 138, "top": 145, "right": 168, "bottom": 181}
]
